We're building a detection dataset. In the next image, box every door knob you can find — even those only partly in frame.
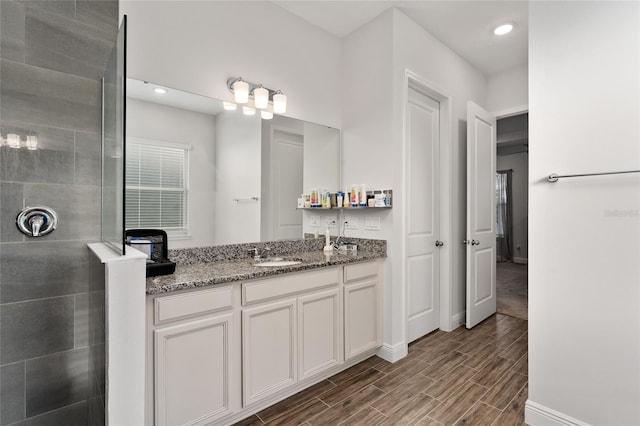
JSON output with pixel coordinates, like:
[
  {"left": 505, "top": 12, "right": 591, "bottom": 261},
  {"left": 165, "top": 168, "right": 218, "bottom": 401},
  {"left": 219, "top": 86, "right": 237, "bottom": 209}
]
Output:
[
  {"left": 435, "top": 240, "right": 444, "bottom": 247},
  {"left": 16, "top": 206, "right": 58, "bottom": 237},
  {"left": 462, "top": 240, "right": 469, "bottom": 245},
  {"left": 472, "top": 239, "right": 480, "bottom": 246}
]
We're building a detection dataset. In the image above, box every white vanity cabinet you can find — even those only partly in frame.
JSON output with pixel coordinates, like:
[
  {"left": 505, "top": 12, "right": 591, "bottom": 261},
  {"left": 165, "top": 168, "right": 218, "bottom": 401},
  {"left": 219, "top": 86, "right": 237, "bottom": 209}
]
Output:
[
  {"left": 344, "top": 261, "right": 383, "bottom": 360},
  {"left": 146, "top": 258, "right": 383, "bottom": 425},
  {"left": 241, "top": 267, "right": 342, "bottom": 406},
  {"left": 147, "top": 285, "right": 241, "bottom": 426}
]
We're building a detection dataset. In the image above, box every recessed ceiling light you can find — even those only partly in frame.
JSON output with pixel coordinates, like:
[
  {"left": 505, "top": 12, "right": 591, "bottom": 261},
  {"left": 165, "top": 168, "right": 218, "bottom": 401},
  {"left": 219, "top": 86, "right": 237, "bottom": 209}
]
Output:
[
  {"left": 494, "top": 23, "right": 513, "bottom": 36},
  {"left": 154, "top": 87, "right": 167, "bottom": 95}
]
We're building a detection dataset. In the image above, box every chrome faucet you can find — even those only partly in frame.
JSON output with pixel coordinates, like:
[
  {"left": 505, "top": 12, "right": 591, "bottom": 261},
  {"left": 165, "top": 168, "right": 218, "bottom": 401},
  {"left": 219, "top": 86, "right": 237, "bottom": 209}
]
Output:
[
  {"left": 249, "top": 247, "right": 271, "bottom": 260},
  {"left": 29, "top": 216, "right": 44, "bottom": 237}
]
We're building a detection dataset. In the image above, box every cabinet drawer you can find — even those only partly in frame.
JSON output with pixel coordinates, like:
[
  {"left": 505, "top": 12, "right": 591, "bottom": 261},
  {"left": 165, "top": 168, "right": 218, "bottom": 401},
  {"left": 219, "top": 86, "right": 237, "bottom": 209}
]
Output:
[
  {"left": 344, "top": 261, "right": 378, "bottom": 284},
  {"left": 243, "top": 268, "right": 340, "bottom": 305},
  {"left": 154, "top": 286, "right": 233, "bottom": 325}
]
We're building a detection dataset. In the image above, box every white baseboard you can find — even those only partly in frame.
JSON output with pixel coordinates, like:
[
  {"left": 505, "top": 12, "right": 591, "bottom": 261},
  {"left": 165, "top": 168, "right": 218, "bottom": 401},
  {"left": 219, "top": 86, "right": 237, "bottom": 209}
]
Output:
[
  {"left": 525, "top": 400, "right": 590, "bottom": 426},
  {"left": 376, "top": 342, "right": 407, "bottom": 363},
  {"left": 450, "top": 312, "right": 465, "bottom": 331},
  {"left": 513, "top": 257, "right": 528, "bottom": 264}
]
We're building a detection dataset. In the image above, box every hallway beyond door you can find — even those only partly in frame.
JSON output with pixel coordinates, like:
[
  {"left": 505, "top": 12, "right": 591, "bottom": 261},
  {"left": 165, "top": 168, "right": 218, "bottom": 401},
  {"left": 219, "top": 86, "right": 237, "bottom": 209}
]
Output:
[{"left": 496, "top": 262, "right": 528, "bottom": 320}]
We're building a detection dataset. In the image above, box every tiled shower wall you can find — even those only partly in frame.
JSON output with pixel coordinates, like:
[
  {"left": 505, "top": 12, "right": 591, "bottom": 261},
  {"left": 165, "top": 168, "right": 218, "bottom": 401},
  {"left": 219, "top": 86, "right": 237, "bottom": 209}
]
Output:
[{"left": 0, "top": 1, "right": 117, "bottom": 424}]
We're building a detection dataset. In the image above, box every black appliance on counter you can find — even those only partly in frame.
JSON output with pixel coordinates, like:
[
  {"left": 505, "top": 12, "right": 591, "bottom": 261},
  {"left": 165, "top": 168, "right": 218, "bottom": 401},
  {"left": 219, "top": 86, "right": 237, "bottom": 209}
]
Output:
[{"left": 125, "top": 229, "right": 176, "bottom": 277}]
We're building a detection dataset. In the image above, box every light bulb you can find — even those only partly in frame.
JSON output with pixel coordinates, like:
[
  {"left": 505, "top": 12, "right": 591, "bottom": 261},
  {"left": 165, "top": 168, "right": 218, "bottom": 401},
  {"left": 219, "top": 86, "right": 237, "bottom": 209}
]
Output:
[
  {"left": 243, "top": 106, "right": 256, "bottom": 116},
  {"left": 154, "top": 87, "right": 167, "bottom": 94},
  {"left": 260, "top": 110, "right": 273, "bottom": 120},
  {"left": 494, "top": 24, "right": 513, "bottom": 35},
  {"left": 233, "top": 79, "right": 249, "bottom": 104},
  {"left": 223, "top": 101, "right": 237, "bottom": 111},
  {"left": 7, "top": 134, "right": 21, "bottom": 149},
  {"left": 26, "top": 135, "right": 38, "bottom": 150},
  {"left": 273, "top": 91, "right": 287, "bottom": 114},
  {"left": 254, "top": 85, "right": 269, "bottom": 109}
]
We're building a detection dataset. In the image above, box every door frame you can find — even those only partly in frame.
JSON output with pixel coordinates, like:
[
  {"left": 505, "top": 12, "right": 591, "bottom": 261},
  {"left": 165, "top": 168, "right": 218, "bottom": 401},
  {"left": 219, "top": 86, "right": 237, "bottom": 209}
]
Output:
[{"left": 401, "top": 69, "right": 455, "bottom": 336}]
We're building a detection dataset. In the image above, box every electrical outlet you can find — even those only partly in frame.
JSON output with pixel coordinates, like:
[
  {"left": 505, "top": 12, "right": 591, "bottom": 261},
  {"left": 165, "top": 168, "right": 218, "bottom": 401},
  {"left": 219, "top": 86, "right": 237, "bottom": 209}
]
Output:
[
  {"left": 364, "top": 216, "right": 381, "bottom": 231},
  {"left": 345, "top": 216, "right": 358, "bottom": 230},
  {"left": 310, "top": 216, "right": 320, "bottom": 227}
]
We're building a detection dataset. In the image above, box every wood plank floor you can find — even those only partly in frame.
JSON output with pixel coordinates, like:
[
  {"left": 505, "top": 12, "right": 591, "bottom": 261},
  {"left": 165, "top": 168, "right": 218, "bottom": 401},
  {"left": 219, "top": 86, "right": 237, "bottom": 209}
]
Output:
[
  {"left": 496, "top": 262, "right": 528, "bottom": 320},
  {"left": 234, "top": 314, "right": 528, "bottom": 426}
]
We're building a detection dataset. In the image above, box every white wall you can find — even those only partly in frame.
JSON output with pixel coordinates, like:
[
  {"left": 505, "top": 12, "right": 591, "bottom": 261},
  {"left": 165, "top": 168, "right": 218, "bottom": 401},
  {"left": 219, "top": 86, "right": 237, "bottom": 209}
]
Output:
[
  {"left": 121, "top": 1, "right": 343, "bottom": 128},
  {"left": 527, "top": 2, "right": 640, "bottom": 425},
  {"left": 496, "top": 153, "right": 528, "bottom": 262},
  {"left": 126, "top": 98, "right": 216, "bottom": 249},
  {"left": 343, "top": 8, "right": 487, "bottom": 359},
  {"left": 486, "top": 65, "right": 528, "bottom": 116},
  {"left": 215, "top": 111, "right": 262, "bottom": 245}
]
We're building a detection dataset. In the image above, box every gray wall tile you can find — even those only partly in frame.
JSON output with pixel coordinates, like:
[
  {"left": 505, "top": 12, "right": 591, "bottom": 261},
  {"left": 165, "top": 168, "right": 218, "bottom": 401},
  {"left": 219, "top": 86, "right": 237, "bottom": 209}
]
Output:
[
  {"left": 23, "top": 183, "right": 101, "bottom": 241},
  {"left": 25, "top": 348, "right": 88, "bottom": 417},
  {"left": 0, "top": 122, "right": 75, "bottom": 152},
  {"left": 75, "top": 132, "right": 101, "bottom": 186},
  {"left": 0, "top": 1, "right": 26, "bottom": 62},
  {"left": 76, "top": 0, "right": 118, "bottom": 34},
  {"left": 0, "top": 122, "right": 75, "bottom": 185},
  {"left": 17, "top": 1, "right": 75, "bottom": 19},
  {"left": 0, "top": 242, "right": 89, "bottom": 304},
  {"left": 74, "top": 293, "right": 89, "bottom": 348},
  {"left": 24, "top": 5, "right": 115, "bottom": 80},
  {"left": 0, "top": 147, "right": 75, "bottom": 185},
  {"left": 0, "top": 296, "right": 74, "bottom": 363},
  {"left": 0, "top": 183, "right": 24, "bottom": 243},
  {"left": 0, "top": 362, "right": 25, "bottom": 425},
  {"left": 0, "top": 59, "right": 101, "bottom": 132},
  {"left": 12, "top": 401, "right": 87, "bottom": 426}
]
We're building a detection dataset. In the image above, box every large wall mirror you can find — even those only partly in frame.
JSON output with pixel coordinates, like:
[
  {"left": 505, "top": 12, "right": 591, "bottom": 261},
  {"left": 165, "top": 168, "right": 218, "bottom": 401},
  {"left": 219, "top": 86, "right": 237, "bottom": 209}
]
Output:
[{"left": 126, "top": 78, "right": 340, "bottom": 248}]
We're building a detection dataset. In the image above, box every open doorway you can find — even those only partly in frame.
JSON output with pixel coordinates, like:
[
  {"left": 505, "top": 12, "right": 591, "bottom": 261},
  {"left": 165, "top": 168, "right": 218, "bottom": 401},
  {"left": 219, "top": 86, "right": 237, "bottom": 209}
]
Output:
[{"left": 496, "top": 112, "right": 528, "bottom": 320}]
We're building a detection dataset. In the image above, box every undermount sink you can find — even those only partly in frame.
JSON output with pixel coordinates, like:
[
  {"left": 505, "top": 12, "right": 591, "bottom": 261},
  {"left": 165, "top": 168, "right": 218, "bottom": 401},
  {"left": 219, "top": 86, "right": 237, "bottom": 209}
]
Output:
[{"left": 254, "top": 260, "right": 302, "bottom": 267}]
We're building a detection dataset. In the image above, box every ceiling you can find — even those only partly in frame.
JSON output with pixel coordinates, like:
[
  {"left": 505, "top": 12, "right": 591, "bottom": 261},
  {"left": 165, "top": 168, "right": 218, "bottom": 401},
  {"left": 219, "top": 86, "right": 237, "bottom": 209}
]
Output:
[
  {"left": 127, "top": 78, "right": 224, "bottom": 115},
  {"left": 272, "top": 1, "right": 528, "bottom": 77}
]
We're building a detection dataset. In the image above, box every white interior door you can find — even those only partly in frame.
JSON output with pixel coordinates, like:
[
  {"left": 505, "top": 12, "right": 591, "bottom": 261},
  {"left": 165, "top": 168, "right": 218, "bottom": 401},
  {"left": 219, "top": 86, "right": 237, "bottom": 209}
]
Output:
[
  {"left": 271, "top": 130, "right": 303, "bottom": 240},
  {"left": 466, "top": 101, "right": 497, "bottom": 328},
  {"left": 406, "top": 88, "right": 441, "bottom": 342}
]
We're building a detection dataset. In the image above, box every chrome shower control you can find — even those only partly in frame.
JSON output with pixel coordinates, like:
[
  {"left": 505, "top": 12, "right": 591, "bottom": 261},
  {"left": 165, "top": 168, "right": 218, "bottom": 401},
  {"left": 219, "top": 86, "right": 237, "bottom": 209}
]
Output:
[{"left": 16, "top": 206, "right": 58, "bottom": 237}]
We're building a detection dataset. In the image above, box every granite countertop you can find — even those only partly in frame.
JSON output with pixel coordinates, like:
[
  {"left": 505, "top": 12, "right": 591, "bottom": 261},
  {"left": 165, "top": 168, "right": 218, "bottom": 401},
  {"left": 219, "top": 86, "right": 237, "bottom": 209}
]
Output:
[{"left": 146, "top": 249, "right": 385, "bottom": 295}]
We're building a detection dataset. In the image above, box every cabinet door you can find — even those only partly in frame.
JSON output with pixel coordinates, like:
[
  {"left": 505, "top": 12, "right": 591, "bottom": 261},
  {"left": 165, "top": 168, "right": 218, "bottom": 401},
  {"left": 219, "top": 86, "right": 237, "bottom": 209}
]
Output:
[
  {"left": 298, "top": 288, "right": 343, "bottom": 381},
  {"left": 242, "top": 298, "right": 297, "bottom": 406},
  {"left": 154, "top": 313, "right": 234, "bottom": 426},
  {"left": 344, "top": 278, "right": 380, "bottom": 360}
]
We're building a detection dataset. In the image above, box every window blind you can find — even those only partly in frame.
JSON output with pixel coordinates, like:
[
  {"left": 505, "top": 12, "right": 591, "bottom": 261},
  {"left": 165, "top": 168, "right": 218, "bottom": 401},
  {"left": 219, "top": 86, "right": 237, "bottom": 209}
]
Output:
[{"left": 125, "top": 141, "right": 188, "bottom": 231}]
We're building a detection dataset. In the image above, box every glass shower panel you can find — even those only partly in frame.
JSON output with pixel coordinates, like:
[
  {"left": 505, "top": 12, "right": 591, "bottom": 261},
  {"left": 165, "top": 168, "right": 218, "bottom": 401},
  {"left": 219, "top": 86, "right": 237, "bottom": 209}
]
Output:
[{"left": 102, "top": 16, "right": 127, "bottom": 254}]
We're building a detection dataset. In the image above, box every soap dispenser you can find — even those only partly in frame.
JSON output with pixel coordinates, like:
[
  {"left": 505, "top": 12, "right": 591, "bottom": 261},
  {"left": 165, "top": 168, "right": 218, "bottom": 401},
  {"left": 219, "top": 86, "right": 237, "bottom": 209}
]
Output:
[{"left": 323, "top": 222, "right": 333, "bottom": 252}]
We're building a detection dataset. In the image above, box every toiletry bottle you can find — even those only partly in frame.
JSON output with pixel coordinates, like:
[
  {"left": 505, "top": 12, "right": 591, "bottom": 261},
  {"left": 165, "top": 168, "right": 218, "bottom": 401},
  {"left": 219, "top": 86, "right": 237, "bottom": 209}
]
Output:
[
  {"left": 360, "top": 184, "right": 367, "bottom": 207},
  {"left": 351, "top": 184, "right": 359, "bottom": 207},
  {"left": 321, "top": 189, "right": 329, "bottom": 208},
  {"left": 336, "top": 191, "right": 343, "bottom": 208},
  {"left": 344, "top": 187, "right": 350, "bottom": 208}
]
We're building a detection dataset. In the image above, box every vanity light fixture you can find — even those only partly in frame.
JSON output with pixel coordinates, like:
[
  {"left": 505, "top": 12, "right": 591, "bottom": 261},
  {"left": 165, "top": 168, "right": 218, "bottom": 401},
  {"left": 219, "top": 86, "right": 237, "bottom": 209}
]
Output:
[
  {"left": 494, "top": 23, "right": 514, "bottom": 35},
  {"left": 154, "top": 87, "right": 167, "bottom": 95},
  {"left": 243, "top": 106, "right": 256, "bottom": 116},
  {"left": 223, "top": 101, "right": 237, "bottom": 111},
  {"left": 260, "top": 110, "right": 273, "bottom": 120},
  {"left": 0, "top": 133, "right": 38, "bottom": 150},
  {"left": 227, "top": 77, "right": 287, "bottom": 113},
  {"left": 253, "top": 85, "right": 269, "bottom": 109},
  {"left": 232, "top": 78, "right": 250, "bottom": 104},
  {"left": 7, "top": 133, "right": 22, "bottom": 149},
  {"left": 25, "top": 135, "right": 38, "bottom": 150},
  {"left": 273, "top": 90, "right": 287, "bottom": 114}
]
